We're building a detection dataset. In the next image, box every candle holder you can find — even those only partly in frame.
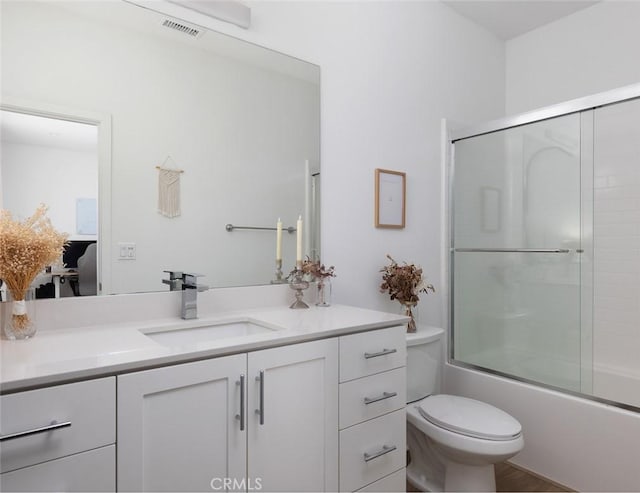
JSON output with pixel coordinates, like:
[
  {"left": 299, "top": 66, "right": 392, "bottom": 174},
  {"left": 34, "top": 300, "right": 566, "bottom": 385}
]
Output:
[
  {"left": 270, "top": 259, "right": 287, "bottom": 284},
  {"left": 289, "top": 268, "right": 309, "bottom": 309}
]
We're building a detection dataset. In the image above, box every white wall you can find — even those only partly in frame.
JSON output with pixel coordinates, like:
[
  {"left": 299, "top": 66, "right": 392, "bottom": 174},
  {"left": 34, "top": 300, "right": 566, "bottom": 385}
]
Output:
[
  {"left": 2, "top": 0, "right": 505, "bottom": 316},
  {"left": 209, "top": 0, "right": 506, "bottom": 327},
  {"left": 0, "top": 142, "right": 97, "bottom": 241},
  {"left": 506, "top": 1, "right": 640, "bottom": 114},
  {"left": 445, "top": 4, "right": 640, "bottom": 491}
]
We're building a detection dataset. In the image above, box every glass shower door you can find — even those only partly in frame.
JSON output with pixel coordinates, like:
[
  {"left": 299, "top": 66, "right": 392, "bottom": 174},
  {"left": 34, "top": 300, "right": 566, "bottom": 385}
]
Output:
[{"left": 452, "top": 113, "right": 586, "bottom": 392}]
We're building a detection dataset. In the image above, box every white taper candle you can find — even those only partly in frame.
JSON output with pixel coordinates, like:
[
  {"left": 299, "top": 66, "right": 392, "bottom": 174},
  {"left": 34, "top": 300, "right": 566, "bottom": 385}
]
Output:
[
  {"left": 276, "top": 218, "right": 283, "bottom": 261},
  {"left": 296, "top": 215, "right": 303, "bottom": 267}
]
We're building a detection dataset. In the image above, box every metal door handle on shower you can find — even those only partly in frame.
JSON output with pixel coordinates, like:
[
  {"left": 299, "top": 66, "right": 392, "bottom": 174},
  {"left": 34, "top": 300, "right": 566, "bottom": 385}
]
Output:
[{"left": 454, "top": 248, "right": 571, "bottom": 253}]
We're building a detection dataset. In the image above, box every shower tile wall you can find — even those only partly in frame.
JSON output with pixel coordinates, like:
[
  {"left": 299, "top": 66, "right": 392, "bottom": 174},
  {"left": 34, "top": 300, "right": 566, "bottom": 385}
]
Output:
[{"left": 593, "top": 97, "right": 640, "bottom": 408}]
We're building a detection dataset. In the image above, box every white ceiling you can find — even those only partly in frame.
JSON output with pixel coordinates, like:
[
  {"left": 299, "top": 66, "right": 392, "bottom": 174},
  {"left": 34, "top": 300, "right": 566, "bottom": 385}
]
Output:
[{"left": 443, "top": 0, "right": 600, "bottom": 40}]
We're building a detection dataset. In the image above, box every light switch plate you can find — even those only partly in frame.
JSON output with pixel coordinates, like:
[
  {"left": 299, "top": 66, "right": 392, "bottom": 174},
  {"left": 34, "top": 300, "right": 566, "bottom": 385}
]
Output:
[{"left": 118, "top": 242, "right": 136, "bottom": 260}]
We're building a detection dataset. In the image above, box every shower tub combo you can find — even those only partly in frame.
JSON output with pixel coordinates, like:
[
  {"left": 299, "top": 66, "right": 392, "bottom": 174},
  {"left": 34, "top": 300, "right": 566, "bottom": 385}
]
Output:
[{"left": 446, "top": 84, "right": 640, "bottom": 491}]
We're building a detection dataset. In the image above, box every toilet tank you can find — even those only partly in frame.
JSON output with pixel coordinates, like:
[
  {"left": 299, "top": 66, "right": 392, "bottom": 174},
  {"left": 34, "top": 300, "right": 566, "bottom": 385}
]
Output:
[{"left": 406, "top": 326, "right": 445, "bottom": 403}]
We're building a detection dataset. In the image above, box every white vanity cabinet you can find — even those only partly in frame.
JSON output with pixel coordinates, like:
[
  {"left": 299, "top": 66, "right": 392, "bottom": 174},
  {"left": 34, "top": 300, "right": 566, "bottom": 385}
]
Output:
[
  {"left": 248, "top": 338, "right": 338, "bottom": 492},
  {"left": 117, "top": 338, "right": 338, "bottom": 492},
  {"left": 338, "top": 326, "right": 407, "bottom": 492},
  {"left": 117, "top": 354, "right": 247, "bottom": 492},
  {"left": 0, "top": 377, "right": 116, "bottom": 492},
  {"left": 0, "top": 314, "right": 407, "bottom": 493}
]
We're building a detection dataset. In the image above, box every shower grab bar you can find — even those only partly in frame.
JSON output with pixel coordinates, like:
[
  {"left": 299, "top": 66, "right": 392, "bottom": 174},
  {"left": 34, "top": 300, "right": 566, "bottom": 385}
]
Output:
[
  {"left": 454, "top": 248, "right": 571, "bottom": 253},
  {"left": 225, "top": 223, "right": 296, "bottom": 233}
]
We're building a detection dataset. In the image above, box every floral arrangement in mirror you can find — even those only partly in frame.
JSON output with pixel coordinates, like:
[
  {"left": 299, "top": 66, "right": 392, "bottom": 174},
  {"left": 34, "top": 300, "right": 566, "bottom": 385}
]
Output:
[
  {"left": 380, "top": 254, "right": 435, "bottom": 333},
  {"left": 288, "top": 257, "right": 336, "bottom": 307},
  {"left": 0, "top": 205, "right": 67, "bottom": 339}
]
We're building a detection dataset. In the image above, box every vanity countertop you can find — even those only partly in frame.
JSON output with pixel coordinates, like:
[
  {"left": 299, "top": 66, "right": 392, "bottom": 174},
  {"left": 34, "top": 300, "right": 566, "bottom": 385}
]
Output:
[{"left": 0, "top": 304, "right": 408, "bottom": 393}]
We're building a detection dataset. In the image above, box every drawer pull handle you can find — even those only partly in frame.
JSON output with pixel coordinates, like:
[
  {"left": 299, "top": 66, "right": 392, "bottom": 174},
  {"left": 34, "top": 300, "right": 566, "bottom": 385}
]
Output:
[
  {"left": 255, "top": 370, "right": 265, "bottom": 425},
  {"left": 236, "top": 374, "right": 245, "bottom": 431},
  {"left": 364, "top": 391, "right": 398, "bottom": 405},
  {"left": 0, "top": 420, "right": 72, "bottom": 442},
  {"left": 364, "top": 444, "right": 397, "bottom": 462},
  {"left": 364, "top": 348, "right": 397, "bottom": 359}
]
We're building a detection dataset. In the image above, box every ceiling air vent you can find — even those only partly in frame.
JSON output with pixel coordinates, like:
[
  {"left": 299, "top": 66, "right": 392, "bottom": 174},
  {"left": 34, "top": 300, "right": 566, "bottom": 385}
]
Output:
[{"left": 161, "top": 18, "right": 203, "bottom": 38}]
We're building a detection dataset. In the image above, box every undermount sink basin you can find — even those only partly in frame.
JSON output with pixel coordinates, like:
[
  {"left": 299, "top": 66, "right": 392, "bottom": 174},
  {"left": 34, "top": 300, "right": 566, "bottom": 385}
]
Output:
[{"left": 142, "top": 319, "right": 277, "bottom": 347}]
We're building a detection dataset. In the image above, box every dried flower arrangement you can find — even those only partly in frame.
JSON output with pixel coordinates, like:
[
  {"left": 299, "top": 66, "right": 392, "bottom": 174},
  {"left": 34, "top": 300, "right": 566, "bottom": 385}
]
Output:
[
  {"left": 287, "top": 257, "right": 336, "bottom": 281},
  {"left": 302, "top": 258, "right": 336, "bottom": 280},
  {"left": 0, "top": 205, "right": 67, "bottom": 336},
  {"left": 287, "top": 257, "right": 336, "bottom": 307},
  {"left": 380, "top": 254, "right": 435, "bottom": 332}
]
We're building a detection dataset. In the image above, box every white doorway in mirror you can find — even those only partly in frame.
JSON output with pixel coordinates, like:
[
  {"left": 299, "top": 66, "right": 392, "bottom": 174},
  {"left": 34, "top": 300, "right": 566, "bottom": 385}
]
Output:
[{"left": 0, "top": 107, "right": 104, "bottom": 298}]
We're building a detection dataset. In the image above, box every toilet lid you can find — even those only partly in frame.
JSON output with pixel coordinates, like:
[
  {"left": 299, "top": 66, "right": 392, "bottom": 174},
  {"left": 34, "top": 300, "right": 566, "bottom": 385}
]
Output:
[{"left": 418, "top": 394, "right": 522, "bottom": 441}]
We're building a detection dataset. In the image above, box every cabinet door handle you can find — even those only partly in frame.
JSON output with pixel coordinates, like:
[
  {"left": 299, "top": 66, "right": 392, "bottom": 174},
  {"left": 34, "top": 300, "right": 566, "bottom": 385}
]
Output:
[
  {"left": 364, "top": 348, "right": 397, "bottom": 359},
  {"left": 236, "top": 374, "right": 245, "bottom": 431},
  {"left": 364, "top": 391, "right": 398, "bottom": 405},
  {"left": 0, "top": 420, "right": 72, "bottom": 442},
  {"left": 363, "top": 444, "right": 397, "bottom": 462},
  {"left": 255, "top": 370, "right": 264, "bottom": 425}
]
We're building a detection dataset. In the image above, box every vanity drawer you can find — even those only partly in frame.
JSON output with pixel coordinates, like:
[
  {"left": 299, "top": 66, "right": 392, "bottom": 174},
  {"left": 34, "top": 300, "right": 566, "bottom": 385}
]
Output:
[
  {"left": 339, "top": 408, "right": 406, "bottom": 492},
  {"left": 0, "top": 445, "right": 115, "bottom": 492},
  {"left": 339, "top": 367, "right": 406, "bottom": 429},
  {"left": 355, "top": 468, "right": 406, "bottom": 492},
  {"left": 0, "top": 377, "right": 115, "bottom": 473},
  {"left": 340, "top": 326, "right": 406, "bottom": 382}
]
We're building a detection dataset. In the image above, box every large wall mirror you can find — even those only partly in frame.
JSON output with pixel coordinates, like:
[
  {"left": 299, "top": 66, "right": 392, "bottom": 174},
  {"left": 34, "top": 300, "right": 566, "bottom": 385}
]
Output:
[{"left": 0, "top": 0, "right": 320, "bottom": 297}]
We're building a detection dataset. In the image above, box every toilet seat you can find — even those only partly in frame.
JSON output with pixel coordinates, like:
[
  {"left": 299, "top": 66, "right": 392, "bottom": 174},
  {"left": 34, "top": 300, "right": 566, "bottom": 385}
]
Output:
[
  {"left": 407, "top": 404, "right": 524, "bottom": 461},
  {"left": 407, "top": 399, "right": 525, "bottom": 492},
  {"left": 418, "top": 394, "right": 522, "bottom": 441}
]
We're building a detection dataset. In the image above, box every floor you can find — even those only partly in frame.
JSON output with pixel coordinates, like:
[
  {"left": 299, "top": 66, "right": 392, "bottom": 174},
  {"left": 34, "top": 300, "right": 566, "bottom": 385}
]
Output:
[
  {"left": 406, "top": 462, "right": 572, "bottom": 492},
  {"left": 495, "top": 462, "right": 572, "bottom": 492}
]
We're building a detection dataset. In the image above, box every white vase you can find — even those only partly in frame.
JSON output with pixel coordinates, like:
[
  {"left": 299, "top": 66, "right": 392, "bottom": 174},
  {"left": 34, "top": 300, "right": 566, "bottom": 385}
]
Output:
[{"left": 316, "top": 278, "right": 332, "bottom": 307}]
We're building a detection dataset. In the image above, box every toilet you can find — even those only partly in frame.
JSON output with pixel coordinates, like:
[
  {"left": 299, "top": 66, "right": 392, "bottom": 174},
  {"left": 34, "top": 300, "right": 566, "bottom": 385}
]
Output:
[{"left": 406, "top": 326, "right": 524, "bottom": 492}]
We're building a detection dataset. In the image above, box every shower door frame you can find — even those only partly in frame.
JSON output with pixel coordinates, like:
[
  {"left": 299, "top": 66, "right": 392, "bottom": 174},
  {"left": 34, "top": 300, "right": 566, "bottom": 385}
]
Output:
[{"left": 447, "top": 83, "right": 640, "bottom": 413}]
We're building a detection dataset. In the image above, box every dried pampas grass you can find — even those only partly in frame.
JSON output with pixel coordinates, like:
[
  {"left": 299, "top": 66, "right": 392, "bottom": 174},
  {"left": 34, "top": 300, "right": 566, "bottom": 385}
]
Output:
[{"left": 0, "top": 205, "right": 67, "bottom": 332}]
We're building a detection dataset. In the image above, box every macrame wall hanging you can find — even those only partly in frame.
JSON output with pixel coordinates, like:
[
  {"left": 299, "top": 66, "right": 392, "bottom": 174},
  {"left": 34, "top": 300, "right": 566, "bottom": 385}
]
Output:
[{"left": 156, "top": 156, "right": 184, "bottom": 218}]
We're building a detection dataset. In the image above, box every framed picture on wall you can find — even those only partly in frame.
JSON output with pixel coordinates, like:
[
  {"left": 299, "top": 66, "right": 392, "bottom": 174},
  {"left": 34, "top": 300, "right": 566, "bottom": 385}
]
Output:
[{"left": 375, "top": 168, "right": 406, "bottom": 228}]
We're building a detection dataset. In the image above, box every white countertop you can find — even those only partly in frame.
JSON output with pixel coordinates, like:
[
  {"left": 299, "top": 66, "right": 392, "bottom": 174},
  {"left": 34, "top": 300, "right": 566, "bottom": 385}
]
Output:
[{"left": 0, "top": 304, "right": 408, "bottom": 393}]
